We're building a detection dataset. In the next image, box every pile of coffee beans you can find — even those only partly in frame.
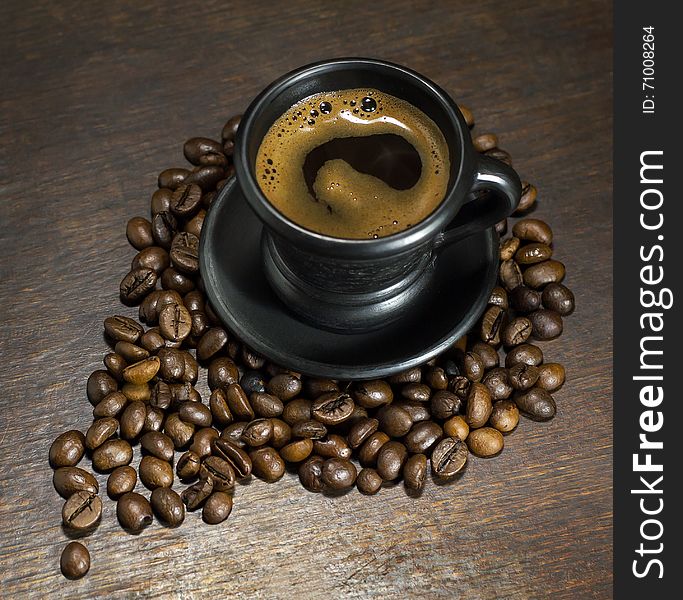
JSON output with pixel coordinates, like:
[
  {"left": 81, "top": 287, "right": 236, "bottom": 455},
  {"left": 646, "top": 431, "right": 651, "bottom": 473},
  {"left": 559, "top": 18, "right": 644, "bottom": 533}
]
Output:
[{"left": 50, "top": 106, "right": 573, "bottom": 579}]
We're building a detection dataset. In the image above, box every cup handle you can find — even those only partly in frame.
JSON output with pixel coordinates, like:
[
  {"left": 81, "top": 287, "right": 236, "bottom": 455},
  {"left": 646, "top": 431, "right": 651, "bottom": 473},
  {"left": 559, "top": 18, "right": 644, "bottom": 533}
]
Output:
[{"left": 432, "top": 154, "right": 522, "bottom": 250}]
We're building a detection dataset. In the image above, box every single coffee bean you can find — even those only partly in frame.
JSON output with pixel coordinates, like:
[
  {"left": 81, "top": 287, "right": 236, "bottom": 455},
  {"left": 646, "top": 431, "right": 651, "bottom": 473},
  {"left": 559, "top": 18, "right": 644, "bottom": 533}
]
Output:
[
  {"left": 185, "top": 165, "right": 224, "bottom": 191},
  {"left": 404, "top": 421, "right": 443, "bottom": 454},
  {"left": 448, "top": 376, "right": 471, "bottom": 400},
  {"left": 150, "top": 487, "right": 185, "bottom": 527},
  {"left": 292, "top": 419, "right": 328, "bottom": 440},
  {"left": 49, "top": 430, "right": 86, "bottom": 468},
  {"left": 512, "top": 218, "right": 552, "bottom": 245},
  {"left": 500, "top": 259, "right": 523, "bottom": 291},
  {"left": 400, "top": 383, "right": 431, "bottom": 403},
  {"left": 376, "top": 441, "right": 408, "bottom": 481},
  {"left": 161, "top": 267, "right": 195, "bottom": 294},
  {"left": 488, "top": 286, "right": 509, "bottom": 309},
  {"left": 132, "top": 246, "right": 170, "bottom": 275},
  {"left": 356, "top": 468, "right": 383, "bottom": 495},
  {"left": 430, "top": 390, "right": 462, "bottom": 420},
  {"left": 249, "top": 447, "right": 286, "bottom": 482},
  {"left": 542, "top": 282, "right": 575, "bottom": 316},
  {"left": 489, "top": 400, "right": 520, "bottom": 433},
  {"left": 515, "top": 242, "right": 552, "bottom": 265},
  {"left": 220, "top": 383, "right": 253, "bottom": 421},
  {"left": 515, "top": 182, "right": 537, "bottom": 214},
  {"left": 465, "top": 382, "right": 493, "bottom": 429},
  {"left": 458, "top": 104, "right": 474, "bottom": 127},
  {"left": 313, "top": 434, "right": 352, "bottom": 459},
  {"left": 480, "top": 305, "right": 505, "bottom": 345},
  {"left": 104, "top": 315, "right": 144, "bottom": 344},
  {"left": 104, "top": 353, "right": 128, "bottom": 381},
  {"left": 169, "top": 231, "right": 200, "bottom": 275},
  {"left": 199, "top": 456, "right": 235, "bottom": 491},
  {"left": 62, "top": 490, "right": 102, "bottom": 530},
  {"left": 208, "top": 358, "right": 240, "bottom": 390},
  {"left": 197, "top": 327, "right": 229, "bottom": 361},
  {"left": 523, "top": 260, "right": 566, "bottom": 289},
  {"left": 388, "top": 367, "right": 422, "bottom": 385},
  {"left": 212, "top": 439, "right": 252, "bottom": 479},
  {"left": 181, "top": 479, "right": 214, "bottom": 511},
  {"left": 358, "top": 431, "right": 390, "bottom": 467},
  {"left": 92, "top": 439, "right": 133, "bottom": 472},
  {"left": 53, "top": 467, "right": 98, "bottom": 498},
  {"left": 377, "top": 404, "right": 413, "bottom": 438},
  {"left": 176, "top": 450, "right": 202, "bottom": 480},
  {"left": 220, "top": 421, "right": 248, "bottom": 448},
  {"left": 347, "top": 417, "right": 379, "bottom": 449},
  {"left": 149, "top": 381, "right": 172, "bottom": 411},
  {"left": 536, "top": 363, "right": 566, "bottom": 392},
  {"left": 303, "top": 378, "right": 339, "bottom": 399},
  {"left": 467, "top": 427, "right": 504, "bottom": 457},
  {"left": 170, "top": 184, "right": 202, "bottom": 219},
  {"left": 122, "top": 356, "right": 160, "bottom": 385},
  {"left": 403, "top": 453, "right": 428, "bottom": 491},
  {"left": 502, "top": 316, "right": 533, "bottom": 347},
  {"left": 184, "top": 137, "right": 224, "bottom": 164},
  {"left": 151, "top": 210, "right": 178, "bottom": 250},
  {"left": 208, "top": 389, "right": 233, "bottom": 427},
  {"left": 394, "top": 400, "right": 431, "bottom": 423},
  {"left": 126, "top": 216, "right": 154, "bottom": 251},
  {"left": 190, "top": 427, "right": 219, "bottom": 458},
  {"left": 117, "top": 492, "right": 153, "bottom": 532},
  {"left": 505, "top": 343, "right": 543, "bottom": 368},
  {"left": 85, "top": 417, "right": 118, "bottom": 450},
  {"left": 107, "top": 465, "right": 137, "bottom": 499},
  {"left": 508, "top": 363, "right": 540, "bottom": 391},
  {"left": 280, "top": 438, "right": 314, "bottom": 462},
  {"left": 158, "top": 302, "right": 192, "bottom": 343},
  {"left": 500, "top": 237, "right": 520, "bottom": 261},
  {"left": 312, "top": 392, "right": 355, "bottom": 426},
  {"left": 320, "top": 457, "right": 357, "bottom": 493},
  {"left": 463, "top": 351, "right": 485, "bottom": 382},
  {"left": 514, "top": 388, "right": 557, "bottom": 421},
  {"left": 164, "top": 413, "right": 195, "bottom": 448},
  {"left": 143, "top": 406, "right": 165, "bottom": 434},
  {"left": 93, "top": 391, "right": 127, "bottom": 418},
  {"left": 202, "top": 491, "right": 233, "bottom": 525},
  {"left": 509, "top": 285, "right": 542, "bottom": 313},
  {"left": 443, "top": 415, "right": 469, "bottom": 441},
  {"left": 183, "top": 289, "right": 205, "bottom": 312},
  {"left": 352, "top": 380, "right": 393, "bottom": 409},
  {"left": 240, "top": 418, "right": 273, "bottom": 447},
  {"left": 120, "top": 267, "right": 157, "bottom": 305},
  {"left": 151, "top": 187, "right": 172, "bottom": 214},
  {"left": 139, "top": 329, "right": 165, "bottom": 353},
  {"left": 470, "top": 342, "right": 499, "bottom": 371},
  {"left": 269, "top": 418, "right": 292, "bottom": 449},
  {"left": 169, "top": 382, "right": 201, "bottom": 404},
  {"left": 221, "top": 114, "right": 242, "bottom": 142},
  {"left": 120, "top": 400, "right": 146, "bottom": 440},
  {"left": 424, "top": 366, "right": 449, "bottom": 391},
  {"left": 240, "top": 346, "right": 266, "bottom": 370},
  {"left": 178, "top": 401, "right": 212, "bottom": 428},
  {"left": 157, "top": 348, "right": 185, "bottom": 381},
  {"left": 298, "top": 455, "right": 325, "bottom": 492},
  {"left": 529, "top": 309, "right": 563, "bottom": 340},
  {"left": 60, "top": 542, "right": 90, "bottom": 580},
  {"left": 115, "top": 341, "right": 149, "bottom": 364},
  {"left": 158, "top": 167, "right": 189, "bottom": 190},
  {"left": 265, "top": 373, "right": 302, "bottom": 401},
  {"left": 139, "top": 431, "right": 174, "bottom": 462},
  {"left": 250, "top": 392, "right": 284, "bottom": 418},
  {"left": 473, "top": 132, "right": 498, "bottom": 152},
  {"left": 87, "top": 370, "right": 118, "bottom": 406}
]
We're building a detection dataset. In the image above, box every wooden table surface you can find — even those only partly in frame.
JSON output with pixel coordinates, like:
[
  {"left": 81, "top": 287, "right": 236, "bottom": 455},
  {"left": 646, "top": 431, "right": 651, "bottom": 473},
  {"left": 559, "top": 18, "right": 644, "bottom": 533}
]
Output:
[{"left": 1, "top": 1, "right": 612, "bottom": 598}]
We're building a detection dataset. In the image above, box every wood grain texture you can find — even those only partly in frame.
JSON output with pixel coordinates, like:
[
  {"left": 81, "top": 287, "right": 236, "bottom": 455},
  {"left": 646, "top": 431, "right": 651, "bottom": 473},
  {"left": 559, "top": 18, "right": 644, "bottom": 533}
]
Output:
[{"left": 1, "top": 0, "right": 612, "bottom": 598}]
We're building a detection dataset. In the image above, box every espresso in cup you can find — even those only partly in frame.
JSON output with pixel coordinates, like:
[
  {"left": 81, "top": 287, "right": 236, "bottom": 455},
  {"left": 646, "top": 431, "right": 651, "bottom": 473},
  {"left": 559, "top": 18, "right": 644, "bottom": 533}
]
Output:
[{"left": 255, "top": 88, "right": 450, "bottom": 239}]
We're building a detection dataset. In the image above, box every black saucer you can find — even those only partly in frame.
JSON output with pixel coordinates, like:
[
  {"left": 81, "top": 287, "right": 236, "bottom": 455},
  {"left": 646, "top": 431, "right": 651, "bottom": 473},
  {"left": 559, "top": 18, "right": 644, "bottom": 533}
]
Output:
[{"left": 200, "top": 179, "right": 499, "bottom": 380}]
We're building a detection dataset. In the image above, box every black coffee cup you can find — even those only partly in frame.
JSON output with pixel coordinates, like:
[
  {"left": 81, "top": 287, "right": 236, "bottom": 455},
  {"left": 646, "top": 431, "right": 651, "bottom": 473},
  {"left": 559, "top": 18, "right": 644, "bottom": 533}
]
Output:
[{"left": 234, "top": 58, "right": 521, "bottom": 332}]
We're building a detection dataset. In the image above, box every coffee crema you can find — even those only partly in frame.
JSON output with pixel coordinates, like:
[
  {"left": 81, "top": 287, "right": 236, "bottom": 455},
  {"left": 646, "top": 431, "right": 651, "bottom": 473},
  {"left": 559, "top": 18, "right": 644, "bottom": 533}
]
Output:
[{"left": 255, "top": 88, "right": 450, "bottom": 239}]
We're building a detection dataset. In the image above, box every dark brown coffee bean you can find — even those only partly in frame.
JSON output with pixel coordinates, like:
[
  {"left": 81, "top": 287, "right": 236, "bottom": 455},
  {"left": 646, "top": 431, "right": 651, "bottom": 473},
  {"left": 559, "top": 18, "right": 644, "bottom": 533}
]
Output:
[
  {"left": 303, "top": 378, "right": 339, "bottom": 398},
  {"left": 139, "top": 455, "right": 174, "bottom": 490},
  {"left": 158, "top": 302, "right": 192, "bottom": 343},
  {"left": 280, "top": 438, "right": 314, "bottom": 463},
  {"left": 505, "top": 343, "right": 543, "bottom": 368},
  {"left": 53, "top": 467, "right": 99, "bottom": 498},
  {"left": 212, "top": 439, "right": 252, "bottom": 478},
  {"left": 93, "top": 391, "right": 127, "bottom": 418},
  {"left": 358, "top": 431, "right": 390, "bottom": 466},
  {"left": 250, "top": 392, "right": 284, "bottom": 418},
  {"left": 158, "top": 167, "right": 189, "bottom": 190},
  {"left": 536, "top": 363, "right": 566, "bottom": 392},
  {"left": 465, "top": 382, "right": 493, "bottom": 429},
  {"left": 291, "top": 419, "right": 328, "bottom": 440},
  {"left": 120, "top": 400, "right": 146, "bottom": 440},
  {"left": 448, "top": 376, "right": 471, "bottom": 400},
  {"left": 208, "top": 389, "right": 233, "bottom": 426},
  {"left": 176, "top": 450, "right": 201, "bottom": 480},
  {"left": 266, "top": 374, "right": 302, "bottom": 401},
  {"left": 529, "top": 309, "right": 563, "bottom": 340},
  {"left": 151, "top": 188, "right": 172, "bottom": 215},
  {"left": 61, "top": 489, "right": 102, "bottom": 531},
  {"left": 509, "top": 285, "right": 541, "bottom": 313},
  {"left": 404, "top": 421, "right": 443, "bottom": 454},
  {"left": 388, "top": 367, "right": 422, "bottom": 385},
  {"left": 197, "top": 327, "right": 229, "bottom": 361},
  {"left": 120, "top": 267, "right": 157, "bottom": 305},
  {"left": 424, "top": 366, "right": 448, "bottom": 391},
  {"left": 473, "top": 132, "right": 498, "bottom": 152},
  {"left": 512, "top": 218, "right": 553, "bottom": 245},
  {"left": 92, "top": 439, "right": 133, "bottom": 472},
  {"left": 164, "top": 412, "right": 195, "bottom": 448},
  {"left": 185, "top": 165, "right": 224, "bottom": 191},
  {"left": 178, "top": 401, "right": 212, "bottom": 428},
  {"left": 117, "top": 492, "right": 153, "bottom": 531},
  {"left": 139, "top": 431, "right": 174, "bottom": 462},
  {"left": 403, "top": 453, "right": 428, "bottom": 491},
  {"left": 541, "top": 282, "right": 575, "bottom": 316},
  {"left": 132, "top": 246, "right": 170, "bottom": 275},
  {"left": 514, "top": 388, "right": 557, "bottom": 421},
  {"left": 220, "top": 421, "right": 248, "bottom": 448},
  {"left": 500, "top": 259, "right": 523, "bottom": 291},
  {"left": 169, "top": 383, "right": 201, "bottom": 404},
  {"left": 107, "top": 465, "right": 137, "bottom": 499},
  {"left": 181, "top": 479, "right": 213, "bottom": 511},
  {"left": 299, "top": 455, "right": 325, "bottom": 492},
  {"left": 502, "top": 316, "right": 533, "bottom": 347},
  {"left": 458, "top": 104, "right": 474, "bottom": 127},
  {"left": 489, "top": 400, "right": 520, "bottom": 433},
  {"left": 139, "top": 328, "right": 166, "bottom": 354},
  {"left": 482, "top": 367, "right": 513, "bottom": 400},
  {"left": 208, "top": 358, "right": 240, "bottom": 390},
  {"left": 199, "top": 456, "right": 235, "bottom": 491},
  {"left": 508, "top": 363, "right": 540, "bottom": 391},
  {"left": 347, "top": 417, "right": 379, "bottom": 449},
  {"left": 321, "top": 458, "right": 357, "bottom": 491},
  {"left": 240, "top": 418, "right": 273, "bottom": 447},
  {"left": 61, "top": 542, "right": 90, "bottom": 579},
  {"left": 237, "top": 372, "right": 264, "bottom": 398},
  {"left": 169, "top": 184, "right": 202, "bottom": 219},
  {"left": 376, "top": 441, "right": 408, "bottom": 481},
  {"left": 249, "top": 447, "right": 285, "bottom": 482},
  {"left": 495, "top": 218, "right": 508, "bottom": 235},
  {"left": 377, "top": 405, "right": 413, "bottom": 438},
  {"left": 87, "top": 370, "right": 118, "bottom": 406},
  {"left": 184, "top": 137, "right": 223, "bottom": 164},
  {"left": 499, "top": 237, "right": 520, "bottom": 261},
  {"left": 488, "top": 286, "right": 509, "bottom": 309},
  {"left": 169, "top": 232, "right": 199, "bottom": 276},
  {"left": 202, "top": 491, "right": 233, "bottom": 525},
  {"left": 156, "top": 348, "right": 184, "bottom": 380},
  {"left": 470, "top": 342, "right": 499, "bottom": 370},
  {"left": 312, "top": 392, "right": 354, "bottom": 426},
  {"left": 467, "top": 427, "right": 504, "bottom": 457},
  {"left": 430, "top": 390, "right": 462, "bottom": 420},
  {"left": 515, "top": 242, "right": 552, "bottom": 265},
  {"left": 188, "top": 427, "right": 218, "bottom": 459},
  {"left": 269, "top": 417, "right": 290, "bottom": 450},
  {"left": 515, "top": 182, "right": 537, "bottom": 214},
  {"left": 356, "top": 468, "right": 383, "bottom": 495},
  {"left": 523, "top": 260, "right": 566, "bottom": 289},
  {"left": 150, "top": 487, "right": 184, "bottom": 527},
  {"left": 240, "top": 346, "right": 266, "bottom": 370},
  {"left": 104, "top": 315, "right": 143, "bottom": 344},
  {"left": 353, "top": 380, "right": 393, "bottom": 408},
  {"left": 313, "top": 434, "right": 352, "bottom": 459},
  {"left": 219, "top": 383, "right": 252, "bottom": 422},
  {"left": 149, "top": 382, "right": 171, "bottom": 412},
  {"left": 393, "top": 400, "right": 430, "bottom": 423},
  {"left": 126, "top": 216, "right": 154, "bottom": 251},
  {"left": 161, "top": 267, "right": 195, "bottom": 294},
  {"left": 463, "top": 351, "right": 485, "bottom": 382},
  {"left": 49, "top": 430, "right": 86, "bottom": 468},
  {"left": 104, "top": 353, "right": 128, "bottom": 381},
  {"left": 400, "top": 383, "right": 431, "bottom": 402},
  {"left": 480, "top": 305, "right": 505, "bottom": 345},
  {"left": 443, "top": 416, "right": 469, "bottom": 441},
  {"left": 114, "top": 341, "right": 149, "bottom": 364},
  {"left": 85, "top": 417, "right": 118, "bottom": 451},
  {"left": 143, "top": 406, "right": 165, "bottom": 434},
  {"left": 221, "top": 114, "right": 242, "bottom": 141}
]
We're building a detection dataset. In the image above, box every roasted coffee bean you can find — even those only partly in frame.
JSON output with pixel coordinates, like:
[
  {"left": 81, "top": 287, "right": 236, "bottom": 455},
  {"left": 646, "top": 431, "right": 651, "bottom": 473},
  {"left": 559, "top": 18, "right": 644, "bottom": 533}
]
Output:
[
  {"left": 220, "top": 421, "right": 248, "bottom": 448},
  {"left": 523, "top": 260, "right": 566, "bottom": 289},
  {"left": 443, "top": 416, "right": 469, "bottom": 441},
  {"left": 184, "top": 137, "right": 224, "bottom": 164},
  {"left": 509, "top": 285, "right": 542, "bottom": 313},
  {"left": 312, "top": 392, "right": 354, "bottom": 426},
  {"left": 292, "top": 419, "right": 328, "bottom": 440},
  {"left": 424, "top": 366, "right": 448, "bottom": 391},
  {"left": 489, "top": 400, "right": 520, "bottom": 433},
  {"left": 199, "top": 456, "right": 235, "bottom": 491},
  {"left": 500, "top": 237, "right": 520, "bottom": 261},
  {"left": 197, "top": 327, "right": 229, "bottom": 361},
  {"left": 240, "top": 370, "right": 266, "bottom": 396},
  {"left": 508, "top": 363, "right": 540, "bottom": 391},
  {"left": 265, "top": 373, "right": 301, "bottom": 401},
  {"left": 536, "top": 363, "right": 566, "bottom": 392},
  {"left": 353, "top": 380, "right": 393, "bottom": 408},
  {"left": 513, "top": 218, "right": 552, "bottom": 245},
  {"left": 502, "top": 316, "right": 533, "bottom": 347},
  {"left": 393, "top": 400, "right": 430, "bottom": 423},
  {"left": 482, "top": 367, "right": 512, "bottom": 400},
  {"left": 169, "top": 382, "right": 201, "bottom": 404},
  {"left": 202, "top": 491, "right": 233, "bottom": 525},
  {"left": 529, "top": 309, "right": 563, "bottom": 340},
  {"left": 117, "top": 492, "right": 153, "bottom": 531},
  {"left": 170, "top": 184, "right": 202, "bottom": 219},
  {"left": 480, "top": 305, "right": 505, "bottom": 345},
  {"left": 465, "top": 382, "right": 493, "bottom": 428},
  {"left": 467, "top": 427, "right": 504, "bottom": 457},
  {"left": 157, "top": 348, "right": 184, "bottom": 381},
  {"left": 158, "top": 302, "right": 192, "bottom": 343},
  {"left": 304, "top": 378, "right": 339, "bottom": 398},
  {"left": 164, "top": 413, "right": 195, "bottom": 448},
  {"left": 92, "top": 439, "right": 133, "bottom": 472},
  {"left": 182, "top": 479, "right": 214, "bottom": 511},
  {"left": 448, "top": 376, "right": 471, "bottom": 400},
  {"left": 505, "top": 343, "right": 543, "bottom": 368},
  {"left": 388, "top": 367, "right": 422, "bottom": 385},
  {"left": 161, "top": 267, "right": 195, "bottom": 294},
  {"left": 377, "top": 405, "right": 413, "bottom": 438},
  {"left": 515, "top": 242, "right": 552, "bottom": 265},
  {"left": 183, "top": 289, "right": 204, "bottom": 312},
  {"left": 358, "top": 431, "right": 390, "bottom": 467},
  {"left": 347, "top": 417, "right": 379, "bottom": 449},
  {"left": 240, "top": 346, "right": 266, "bottom": 370},
  {"left": 484, "top": 147, "right": 512, "bottom": 165},
  {"left": 313, "top": 434, "right": 352, "bottom": 459},
  {"left": 49, "top": 430, "right": 86, "bottom": 468},
  {"left": 470, "top": 342, "right": 499, "bottom": 371},
  {"left": 212, "top": 439, "right": 252, "bottom": 478},
  {"left": 149, "top": 382, "right": 171, "bottom": 412},
  {"left": 53, "top": 467, "right": 98, "bottom": 498},
  {"left": 115, "top": 341, "right": 149, "bottom": 364},
  {"left": 430, "top": 390, "right": 462, "bottom": 420},
  {"left": 500, "top": 259, "right": 523, "bottom": 291},
  {"left": 158, "top": 167, "right": 190, "bottom": 190},
  {"left": 542, "top": 282, "right": 575, "bottom": 316},
  {"left": 178, "top": 401, "right": 212, "bottom": 428},
  {"left": 221, "top": 114, "right": 242, "bottom": 142},
  {"left": 208, "top": 358, "right": 240, "bottom": 390},
  {"left": 150, "top": 487, "right": 185, "bottom": 527},
  {"left": 514, "top": 388, "right": 557, "bottom": 421},
  {"left": 169, "top": 232, "right": 199, "bottom": 275},
  {"left": 107, "top": 466, "right": 137, "bottom": 499},
  {"left": 104, "top": 353, "right": 128, "bottom": 381},
  {"left": 458, "top": 104, "right": 474, "bottom": 127},
  {"left": 176, "top": 450, "right": 201, "bottom": 480},
  {"left": 463, "top": 351, "right": 485, "bottom": 382},
  {"left": 280, "top": 438, "right": 314, "bottom": 462},
  {"left": 515, "top": 182, "right": 537, "bottom": 214},
  {"left": 404, "top": 421, "right": 443, "bottom": 454},
  {"left": 400, "top": 383, "right": 431, "bottom": 403},
  {"left": 473, "top": 132, "right": 498, "bottom": 152},
  {"left": 488, "top": 286, "right": 509, "bottom": 309},
  {"left": 61, "top": 542, "right": 90, "bottom": 579},
  {"left": 152, "top": 210, "right": 178, "bottom": 250},
  {"left": 140, "top": 431, "right": 174, "bottom": 462},
  {"left": 403, "top": 453, "right": 428, "bottom": 490},
  {"left": 139, "top": 292, "right": 162, "bottom": 324},
  {"left": 87, "top": 370, "right": 118, "bottom": 406},
  {"left": 139, "top": 455, "right": 174, "bottom": 489},
  {"left": 122, "top": 356, "right": 160, "bottom": 385},
  {"left": 132, "top": 246, "right": 170, "bottom": 275},
  {"left": 249, "top": 447, "right": 286, "bottom": 482},
  {"left": 120, "top": 400, "right": 146, "bottom": 440},
  {"left": 126, "top": 216, "right": 154, "bottom": 251},
  {"left": 185, "top": 165, "right": 224, "bottom": 191},
  {"left": 120, "top": 267, "right": 157, "bottom": 305},
  {"left": 356, "top": 467, "right": 383, "bottom": 495},
  {"left": 240, "top": 418, "right": 273, "bottom": 447},
  {"left": 93, "top": 391, "right": 127, "bottom": 419},
  {"left": 104, "top": 316, "right": 144, "bottom": 344},
  {"left": 143, "top": 406, "right": 165, "bottom": 434},
  {"left": 85, "top": 417, "right": 118, "bottom": 451},
  {"left": 270, "top": 418, "right": 292, "bottom": 449},
  {"left": 221, "top": 383, "right": 253, "bottom": 421},
  {"left": 117, "top": 380, "right": 148, "bottom": 402},
  {"left": 190, "top": 427, "right": 219, "bottom": 458},
  {"left": 151, "top": 187, "right": 172, "bottom": 215},
  {"left": 321, "top": 458, "right": 357, "bottom": 491},
  {"left": 299, "top": 455, "right": 325, "bottom": 492},
  {"left": 250, "top": 392, "right": 284, "bottom": 418},
  {"left": 209, "top": 389, "right": 233, "bottom": 426},
  {"left": 376, "top": 441, "right": 408, "bottom": 481}
]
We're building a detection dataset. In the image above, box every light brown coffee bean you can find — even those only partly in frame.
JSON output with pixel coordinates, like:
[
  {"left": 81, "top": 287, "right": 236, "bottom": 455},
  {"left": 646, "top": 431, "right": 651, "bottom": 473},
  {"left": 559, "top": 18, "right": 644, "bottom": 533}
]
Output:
[
  {"left": 465, "top": 382, "right": 493, "bottom": 429},
  {"left": 500, "top": 237, "right": 520, "bottom": 261},
  {"left": 467, "top": 427, "right": 504, "bottom": 457},
  {"left": 523, "top": 260, "right": 566, "bottom": 289},
  {"left": 500, "top": 259, "right": 523, "bottom": 291},
  {"left": 443, "top": 416, "right": 469, "bottom": 441},
  {"left": 122, "top": 356, "right": 160, "bottom": 385},
  {"left": 280, "top": 438, "right": 314, "bottom": 462},
  {"left": 489, "top": 400, "right": 519, "bottom": 433},
  {"left": 85, "top": 417, "right": 119, "bottom": 451},
  {"left": 512, "top": 218, "right": 553, "bottom": 245},
  {"left": 536, "top": 363, "right": 566, "bottom": 392},
  {"left": 431, "top": 436, "right": 468, "bottom": 478},
  {"left": 249, "top": 447, "right": 286, "bottom": 482}
]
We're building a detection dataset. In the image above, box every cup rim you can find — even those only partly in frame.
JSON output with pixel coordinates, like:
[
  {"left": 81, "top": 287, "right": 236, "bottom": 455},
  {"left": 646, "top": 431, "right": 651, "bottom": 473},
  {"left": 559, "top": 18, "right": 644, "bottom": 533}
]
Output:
[{"left": 234, "top": 57, "right": 471, "bottom": 259}]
